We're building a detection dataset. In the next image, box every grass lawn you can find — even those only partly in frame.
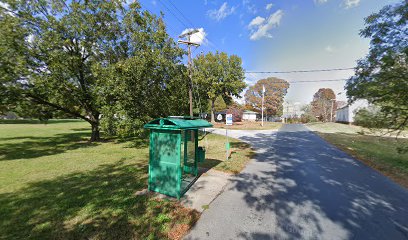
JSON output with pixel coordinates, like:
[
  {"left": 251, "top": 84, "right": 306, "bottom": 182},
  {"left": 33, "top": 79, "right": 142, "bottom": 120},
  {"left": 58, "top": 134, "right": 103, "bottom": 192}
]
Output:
[
  {"left": 0, "top": 119, "right": 253, "bottom": 240},
  {"left": 198, "top": 132, "right": 255, "bottom": 174},
  {"left": 212, "top": 121, "right": 282, "bottom": 130},
  {"left": 307, "top": 122, "right": 408, "bottom": 188}
]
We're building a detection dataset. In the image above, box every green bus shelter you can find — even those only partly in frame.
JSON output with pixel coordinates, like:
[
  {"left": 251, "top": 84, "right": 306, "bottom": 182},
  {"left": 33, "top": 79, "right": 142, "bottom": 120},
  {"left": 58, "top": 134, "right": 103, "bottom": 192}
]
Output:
[{"left": 144, "top": 117, "right": 213, "bottom": 199}]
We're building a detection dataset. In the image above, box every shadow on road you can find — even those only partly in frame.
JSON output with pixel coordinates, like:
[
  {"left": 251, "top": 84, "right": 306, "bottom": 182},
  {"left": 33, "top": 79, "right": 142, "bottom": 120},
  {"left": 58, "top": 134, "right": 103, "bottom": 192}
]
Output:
[{"left": 229, "top": 124, "right": 408, "bottom": 239}]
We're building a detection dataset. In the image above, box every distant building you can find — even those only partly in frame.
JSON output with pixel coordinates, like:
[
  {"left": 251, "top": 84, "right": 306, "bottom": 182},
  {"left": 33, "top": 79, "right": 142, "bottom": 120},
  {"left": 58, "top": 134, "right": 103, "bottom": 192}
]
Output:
[
  {"left": 335, "top": 100, "right": 368, "bottom": 123},
  {"left": 242, "top": 110, "right": 257, "bottom": 121},
  {"left": 282, "top": 102, "right": 304, "bottom": 118},
  {"left": 336, "top": 101, "right": 347, "bottom": 109}
]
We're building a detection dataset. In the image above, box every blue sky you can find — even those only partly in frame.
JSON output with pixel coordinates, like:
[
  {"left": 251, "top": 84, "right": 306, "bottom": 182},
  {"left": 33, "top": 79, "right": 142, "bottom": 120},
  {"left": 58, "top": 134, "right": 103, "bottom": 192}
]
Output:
[{"left": 139, "top": 0, "right": 399, "bottom": 104}]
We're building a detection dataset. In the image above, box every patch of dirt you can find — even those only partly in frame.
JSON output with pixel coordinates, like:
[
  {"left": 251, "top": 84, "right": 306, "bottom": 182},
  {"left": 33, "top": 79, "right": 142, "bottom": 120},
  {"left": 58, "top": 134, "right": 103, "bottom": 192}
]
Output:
[
  {"left": 168, "top": 224, "right": 190, "bottom": 240},
  {"left": 167, "top": 206, "right": 200, "bottom": 240}
]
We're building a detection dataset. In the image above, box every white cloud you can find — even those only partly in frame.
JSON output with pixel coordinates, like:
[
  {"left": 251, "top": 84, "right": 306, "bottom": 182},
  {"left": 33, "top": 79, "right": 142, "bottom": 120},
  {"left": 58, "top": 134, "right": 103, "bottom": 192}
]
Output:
[
  {"left": 266, "top": 3, "right": 273, "bottom": 10},
  {"left": 0, "top": 1, "right": 10, "bottom": 9},
  {"left": 314, "top": 0, "right": 328, "bottom": 4},
  {"left": 207, "top": 2, "right": 235, "bottom": 21},
  {"left": 249, "top": 10, "right": 284, "bottom": 41},
  {"left": 242, "top": 0, "right": 257, "bottom": 14},
  {"left": 325, "top": 45, "right": 335, "bottom": 53},
  {"left": 180, "top": 28, "right": 207, "bottom": 45},
  {"left": 314, "top": 0, "right": 361, "bottom": 8},
  {"left": 26, "top": 34, "right": 35, "bottom": 44},
  {"left": 344, "top": 0, "right": 360, "bottom": 8},
  {"left": 0, "top": 1, "right": 15, "bottom": 16},
  {"left": 248, "top": 16, "right": 265, "bottom": 28}
]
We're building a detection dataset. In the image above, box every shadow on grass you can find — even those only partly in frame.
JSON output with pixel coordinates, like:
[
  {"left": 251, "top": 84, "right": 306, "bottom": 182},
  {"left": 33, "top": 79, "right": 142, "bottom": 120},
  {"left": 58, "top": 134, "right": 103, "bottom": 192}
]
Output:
[
  {"left": 314, "top": 131, "right": 408, "bottom": 187},
  {"left": 230, "top": 141, "right": 252, "bottom": 150},
  {"left": 1, "top": 126, "right": 151, "bottom": 161},
  {"left": 0, "top": 131, "right": 97, "bottom": 161},
  {"left": 0, "top": 119, "right": 84, "bottom": 124},
  {"left": 121, "top": 138, "right": 149, "bottom": 149},
  {"left": 0, "top": 160, "right": 198, "bottom": 239},
  {"left": 199, "top": 158, "right": 223, "bottom": 170}
]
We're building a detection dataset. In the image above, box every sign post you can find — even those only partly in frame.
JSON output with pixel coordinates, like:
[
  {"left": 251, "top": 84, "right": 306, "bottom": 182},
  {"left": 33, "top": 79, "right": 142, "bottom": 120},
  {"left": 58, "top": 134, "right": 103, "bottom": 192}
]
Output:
[
  {"left": 262, "top": 85, "right": 265, "bottom": 127},
  {"left": 225, "top": 114, "right": 233, "bottom": 160}
]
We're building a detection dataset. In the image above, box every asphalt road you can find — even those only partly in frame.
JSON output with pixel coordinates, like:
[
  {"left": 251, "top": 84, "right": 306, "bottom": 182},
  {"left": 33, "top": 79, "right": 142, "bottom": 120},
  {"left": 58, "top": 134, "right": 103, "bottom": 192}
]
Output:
[{"left": 185, "top": 124, "right": 408, "bottom": 240}]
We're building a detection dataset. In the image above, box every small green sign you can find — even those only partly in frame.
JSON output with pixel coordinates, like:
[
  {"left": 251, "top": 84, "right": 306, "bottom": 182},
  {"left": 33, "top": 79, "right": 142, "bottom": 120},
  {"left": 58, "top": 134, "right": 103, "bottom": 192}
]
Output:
[{"left": 225, "top": 142, "right": 230, "bottom": 150}]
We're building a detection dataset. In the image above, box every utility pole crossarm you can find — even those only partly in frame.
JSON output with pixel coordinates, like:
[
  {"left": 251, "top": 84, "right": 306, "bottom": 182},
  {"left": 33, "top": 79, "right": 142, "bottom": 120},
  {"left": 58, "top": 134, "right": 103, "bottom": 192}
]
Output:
[
  {"left": 177, "top": 40, "right": 200, "bottom": 47},
  {"left": 179, "top": 29, "right": 199, "bottom": 38}
]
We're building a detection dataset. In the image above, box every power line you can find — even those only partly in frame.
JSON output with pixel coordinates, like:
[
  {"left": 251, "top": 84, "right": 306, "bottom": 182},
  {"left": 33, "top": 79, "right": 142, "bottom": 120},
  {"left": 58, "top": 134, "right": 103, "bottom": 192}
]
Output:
[
  {"left": 288, "top": 79, "right": 348, "bottom": 83},
  {"left": 164, "top": 1, "right": 219, "bottom": 51},
  {"left": 157, "top": 0, "right": 219, "bottom": 52},
  {"left": 245, "top": 67, "right": 354, "bottom": 74},
  {"left": 166, "top": 0, "right": 196, "bottom": 28},
  {"left": 245, "top": 79, "right": 348, "bottom": 84},
  {"left": 157, "top": 0, "right": 189, "bottom": 29}
]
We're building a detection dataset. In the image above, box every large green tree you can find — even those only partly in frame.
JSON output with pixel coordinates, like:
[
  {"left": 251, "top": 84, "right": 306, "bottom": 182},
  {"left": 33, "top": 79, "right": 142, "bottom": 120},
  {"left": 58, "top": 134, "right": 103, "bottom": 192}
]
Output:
[
  {"left": 192, "top": 52, "right": 246, "bottom": 122},
  {"left": 0, "top": 4, "right": 28, "bottom": 114},
  {"left": 0, "top": 0, "right": 187, "bottom": 140},
  {"left": 346, "top": 1, "right": 408, "bottom": 132},
  {"left": 244, "top": 77, "right": 289, "bottom": 117}
]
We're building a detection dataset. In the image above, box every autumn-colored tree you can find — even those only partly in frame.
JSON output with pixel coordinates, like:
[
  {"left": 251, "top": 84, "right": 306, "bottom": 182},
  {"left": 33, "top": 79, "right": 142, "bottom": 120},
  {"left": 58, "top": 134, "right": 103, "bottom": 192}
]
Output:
[
  {"left": 226, "top": 107, "right": 243, "bottom": 122},
  {"left": 244, "top": 77, "right": 289, "bottom": 116},
  {"left": 225, "top": 100, "right": 244, "bottom": 121},
  {"left": 311, "top": 88, "right": 337, "bottom": 122}
]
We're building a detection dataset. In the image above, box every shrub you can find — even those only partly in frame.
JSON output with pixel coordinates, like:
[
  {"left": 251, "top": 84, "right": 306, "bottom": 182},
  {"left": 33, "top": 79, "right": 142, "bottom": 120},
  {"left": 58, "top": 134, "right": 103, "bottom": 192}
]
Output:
[
  {"left": 354, "top": 107, "right": 388, "bottom": 129},
  {"left": 226, "top": 107, "right": 243, "bottom": 122}
]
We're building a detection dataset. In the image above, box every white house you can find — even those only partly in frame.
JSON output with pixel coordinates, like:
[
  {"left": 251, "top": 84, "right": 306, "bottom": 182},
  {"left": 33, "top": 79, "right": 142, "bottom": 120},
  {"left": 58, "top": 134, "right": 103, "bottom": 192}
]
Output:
[
  {"left": 242, "top": 110, "right": 257, "bottom": 121},
  {"left": 282, "top": 102, "right": 304, "bottom": 119},
  {"left": 335, "top": 100, "right": 368, "bottom": 123}
]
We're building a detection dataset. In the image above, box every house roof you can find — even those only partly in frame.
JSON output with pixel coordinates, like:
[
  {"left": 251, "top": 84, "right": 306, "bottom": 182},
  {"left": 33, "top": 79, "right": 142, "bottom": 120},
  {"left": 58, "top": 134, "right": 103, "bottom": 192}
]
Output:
[
  {"left": 144, "top": 116, "right": 213, "bottom": 130},
  {"left": 336, "top": 105, "right": 349, "bottom": 110},
  {"left": 243, "top": 110, "right": 258, "bottom": 114}
]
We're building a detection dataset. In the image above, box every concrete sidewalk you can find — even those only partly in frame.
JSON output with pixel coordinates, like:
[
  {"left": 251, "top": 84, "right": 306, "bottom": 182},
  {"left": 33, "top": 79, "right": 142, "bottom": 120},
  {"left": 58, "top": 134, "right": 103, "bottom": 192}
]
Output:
[
  {"left": 181, "top": 169, "right": 231, "bottom": 212},
  {"left": 179, "top": 128, "right": 277, "bottom": 212}
]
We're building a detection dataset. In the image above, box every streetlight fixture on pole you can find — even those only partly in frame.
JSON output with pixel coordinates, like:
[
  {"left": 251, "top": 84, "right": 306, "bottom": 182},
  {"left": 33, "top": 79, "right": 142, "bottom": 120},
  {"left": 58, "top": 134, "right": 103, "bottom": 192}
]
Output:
[{"left": 178, "top": 29, "right": 200, "bottom": 117}]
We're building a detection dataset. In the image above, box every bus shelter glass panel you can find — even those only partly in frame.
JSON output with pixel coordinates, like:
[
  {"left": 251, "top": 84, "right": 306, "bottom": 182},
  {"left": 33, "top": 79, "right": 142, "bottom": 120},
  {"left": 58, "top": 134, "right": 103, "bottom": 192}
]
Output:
[{"left": 181, "top": 129, "right": 198, "bottom": 193}]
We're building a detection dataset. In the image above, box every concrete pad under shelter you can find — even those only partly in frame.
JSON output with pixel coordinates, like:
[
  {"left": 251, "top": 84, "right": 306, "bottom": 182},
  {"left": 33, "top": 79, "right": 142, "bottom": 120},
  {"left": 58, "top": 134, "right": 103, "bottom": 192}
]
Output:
[{"left": 181, "top": 169, "right": 231, "bottom": 212}]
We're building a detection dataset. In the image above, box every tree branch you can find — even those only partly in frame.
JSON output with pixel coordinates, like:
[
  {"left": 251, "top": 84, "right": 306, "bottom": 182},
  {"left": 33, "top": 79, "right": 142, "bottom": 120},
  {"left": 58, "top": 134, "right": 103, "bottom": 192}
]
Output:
[{"left": 26, "top": 93, "right": 92, "bottom": 123}]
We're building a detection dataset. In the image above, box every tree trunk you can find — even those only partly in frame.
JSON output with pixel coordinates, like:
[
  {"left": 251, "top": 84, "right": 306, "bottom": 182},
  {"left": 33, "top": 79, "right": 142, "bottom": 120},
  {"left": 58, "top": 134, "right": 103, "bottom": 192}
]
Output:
[
  {"left": 90, "top": 121, "right": 100, "bottom": 142},
  {"left": 211, "top": 99, "right": 215, "bottom": 123}
]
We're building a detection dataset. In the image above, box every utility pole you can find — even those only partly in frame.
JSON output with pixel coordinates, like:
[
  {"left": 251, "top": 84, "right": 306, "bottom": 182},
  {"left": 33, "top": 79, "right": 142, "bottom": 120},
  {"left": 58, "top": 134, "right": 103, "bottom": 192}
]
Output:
[
  {"left": 178, "top": 29, "right": 200, "bottom": 117},
  {"left": 261, "top": 85, "right": 265, "bottom": 126},
  {"left": 330, "top": 99, "right": 335, "bottom": 122}
]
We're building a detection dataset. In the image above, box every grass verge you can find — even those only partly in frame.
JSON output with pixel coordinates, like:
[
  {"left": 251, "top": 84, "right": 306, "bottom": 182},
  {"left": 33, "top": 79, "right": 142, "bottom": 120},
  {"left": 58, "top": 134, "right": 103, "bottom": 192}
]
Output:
[
  {"left": 0, "top": 120, "right": 199, "bottom": 240},
  {"left": 0, "top": 119, "right": 254, "bottom": 239},
  {"left": 198, "top": 132, "right": 255, "bottom": 174},
  {"left": 307, "top": 122, "right": 408, "bottom": 188}
]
